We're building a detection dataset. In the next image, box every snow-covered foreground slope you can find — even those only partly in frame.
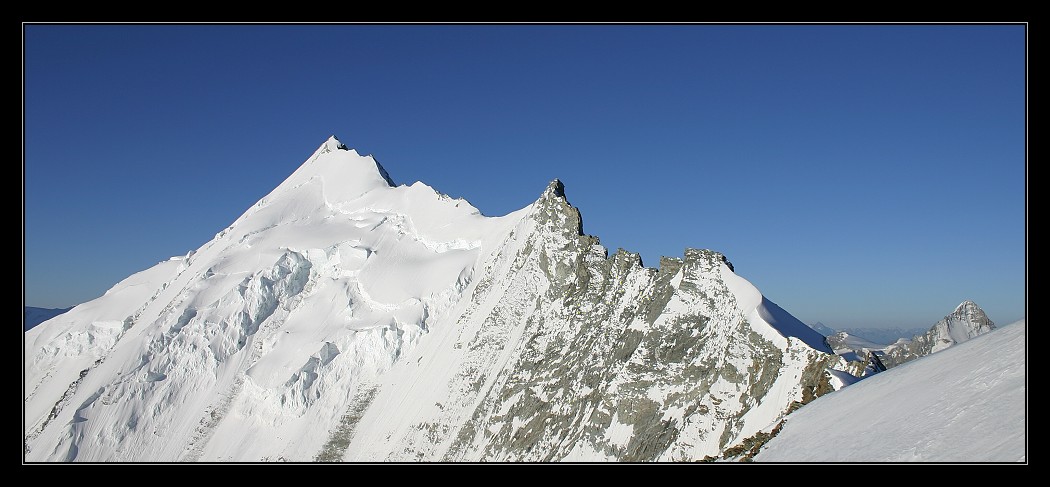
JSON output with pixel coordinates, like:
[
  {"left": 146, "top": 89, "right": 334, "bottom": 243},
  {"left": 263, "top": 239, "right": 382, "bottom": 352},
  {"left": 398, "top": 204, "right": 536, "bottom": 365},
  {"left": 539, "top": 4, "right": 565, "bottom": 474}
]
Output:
[
  {"left": 24, "top": 136, "right": 850, "bottom": 462},
  {"left": 755, "top": 319, "right": 1026, "bottom": 462}
]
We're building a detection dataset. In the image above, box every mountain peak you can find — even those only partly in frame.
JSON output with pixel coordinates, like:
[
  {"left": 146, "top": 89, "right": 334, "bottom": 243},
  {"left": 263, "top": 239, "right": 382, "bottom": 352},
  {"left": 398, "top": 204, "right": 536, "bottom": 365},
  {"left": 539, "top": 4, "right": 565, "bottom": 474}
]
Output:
[
  {"left": 949, "top": 300, "right": 992, "bottom": 328},
  {"left": 542, "top": 179, "right": 566, "bottom": 199},
  {"left": 857, "top": 299, "right": 998, "bottom": 370},
  {"left": 955, "top": 300, "right": 980, "bottom": 313},
  {"left": 312, "top": 135, "right": 349, "bottom": 157},
  {"left": 947, "top": 299, "right": 994, "bottom": 335},
  {"left": 325, "top": 135, "right": 348, "bottom": 151},
  {"left": 531, "top": 178, "right": 584, "bottom": 238},
  {"left": 303, "top": 135, "right": 396, "bottom": 188}
]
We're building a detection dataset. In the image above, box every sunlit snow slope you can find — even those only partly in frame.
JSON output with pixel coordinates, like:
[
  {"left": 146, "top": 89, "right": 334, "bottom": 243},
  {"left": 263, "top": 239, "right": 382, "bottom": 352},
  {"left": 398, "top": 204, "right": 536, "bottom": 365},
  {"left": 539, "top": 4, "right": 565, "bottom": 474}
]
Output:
[
  {"left": 24, "top": 137, "right": 850, "bottom": 462},
  {"left": 755, "top": 319, "right": 1026, "bottom": 462}
]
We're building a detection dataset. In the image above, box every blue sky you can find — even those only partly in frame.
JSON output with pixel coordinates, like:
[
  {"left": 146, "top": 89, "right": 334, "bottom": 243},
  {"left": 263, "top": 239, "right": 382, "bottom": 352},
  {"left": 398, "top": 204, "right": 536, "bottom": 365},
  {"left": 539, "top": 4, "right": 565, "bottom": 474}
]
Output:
[{"left": 23, "top": 24, "right": 1025, "bottom": 329}]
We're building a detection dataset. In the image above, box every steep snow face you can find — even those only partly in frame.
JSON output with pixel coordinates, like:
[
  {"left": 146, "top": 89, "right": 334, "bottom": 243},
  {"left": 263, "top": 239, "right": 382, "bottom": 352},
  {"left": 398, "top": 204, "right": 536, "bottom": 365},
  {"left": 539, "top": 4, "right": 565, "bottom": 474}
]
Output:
[
  {"left": 755, "top": 320, "right": 1026, "bottom": 462},
  {"left": 24, "top": 137, "right": 848, "bottom": 462},
  {"left": 24, "top": 137, "right": 521, "bottom": 462}
]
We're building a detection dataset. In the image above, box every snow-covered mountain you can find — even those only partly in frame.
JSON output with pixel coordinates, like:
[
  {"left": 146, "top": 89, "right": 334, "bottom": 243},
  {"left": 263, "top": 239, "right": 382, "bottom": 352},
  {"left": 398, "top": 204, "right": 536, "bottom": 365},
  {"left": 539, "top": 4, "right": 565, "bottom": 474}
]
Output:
[
  {"left": 878, "top": 300, "right": 995, "bottom": 368},
  {"left": 807, "top": 322, "right": 933, "bottom": 346},
  {"left": 24, "top": 136, "right": 851, "bottom": 462},
  {"left": 830, "top": 300, "right": 997, "bottom": 374},
  {"left": 755, "top": 319, "right": 1026, "bottom": 462},
  {"left": 24, "top": 307, "right": 71, "bottom": 331}
]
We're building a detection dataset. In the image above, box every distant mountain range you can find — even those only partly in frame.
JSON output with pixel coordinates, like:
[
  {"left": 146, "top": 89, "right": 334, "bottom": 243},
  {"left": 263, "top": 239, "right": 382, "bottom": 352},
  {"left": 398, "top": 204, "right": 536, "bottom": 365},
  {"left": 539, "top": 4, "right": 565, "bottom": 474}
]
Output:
[
  {"left": 807, "top": 321, "right": 838, "bottom": 336},
  {"left": 877, "top": 300, "right": 996, "bottom": 368},
  {"left": 807, "top": 322, "right": 927, "bottom": 346},
  {"left": 823, "top": 300, "right": 996, "bottom": 376},
  {"left": 837, "top": 327, "right": 930, "bottom": 345},
  {"left": 23, "top": 306, "right": 71, "bottom": 331}
]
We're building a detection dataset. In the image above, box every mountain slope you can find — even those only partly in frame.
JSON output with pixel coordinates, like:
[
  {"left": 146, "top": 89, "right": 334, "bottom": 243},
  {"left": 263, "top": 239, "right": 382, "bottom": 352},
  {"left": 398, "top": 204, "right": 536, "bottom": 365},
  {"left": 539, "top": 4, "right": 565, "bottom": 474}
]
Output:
[
  {"left": 755, "top": 319, "right": 1026, "bottom": 462},
  {"left": 24, "top": 136, "right": 848, "bottom": 462}
]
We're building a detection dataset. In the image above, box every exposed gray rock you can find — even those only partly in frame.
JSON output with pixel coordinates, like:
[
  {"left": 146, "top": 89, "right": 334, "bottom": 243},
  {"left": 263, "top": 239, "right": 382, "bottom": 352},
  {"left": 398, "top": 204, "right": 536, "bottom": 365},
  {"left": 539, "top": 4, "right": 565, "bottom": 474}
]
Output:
[{"left": 341, "top": 180, "right": 850, "bottom": 462}]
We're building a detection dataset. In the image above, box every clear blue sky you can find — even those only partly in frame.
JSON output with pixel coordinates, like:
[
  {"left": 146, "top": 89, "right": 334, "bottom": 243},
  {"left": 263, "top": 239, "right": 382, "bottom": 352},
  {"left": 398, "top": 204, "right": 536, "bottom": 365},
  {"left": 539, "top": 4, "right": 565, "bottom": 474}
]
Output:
[{"left": 23, "top": 24, "right": 1026, "bottom": 329}]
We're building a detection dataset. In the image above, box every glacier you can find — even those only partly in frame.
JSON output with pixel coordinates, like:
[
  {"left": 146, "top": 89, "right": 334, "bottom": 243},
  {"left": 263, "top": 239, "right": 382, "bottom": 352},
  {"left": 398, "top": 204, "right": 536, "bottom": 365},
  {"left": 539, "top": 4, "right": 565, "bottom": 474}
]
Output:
[{"left": 24, "top": 136, "right": 851, "bottom": 462}]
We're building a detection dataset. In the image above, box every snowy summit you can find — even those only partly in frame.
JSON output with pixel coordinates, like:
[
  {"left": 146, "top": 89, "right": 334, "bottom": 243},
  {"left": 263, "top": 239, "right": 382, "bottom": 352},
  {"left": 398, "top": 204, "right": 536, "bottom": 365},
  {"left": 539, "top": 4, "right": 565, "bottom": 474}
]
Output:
[{"left": 26, "top": 136, "right": 858, "bottom": 461}]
